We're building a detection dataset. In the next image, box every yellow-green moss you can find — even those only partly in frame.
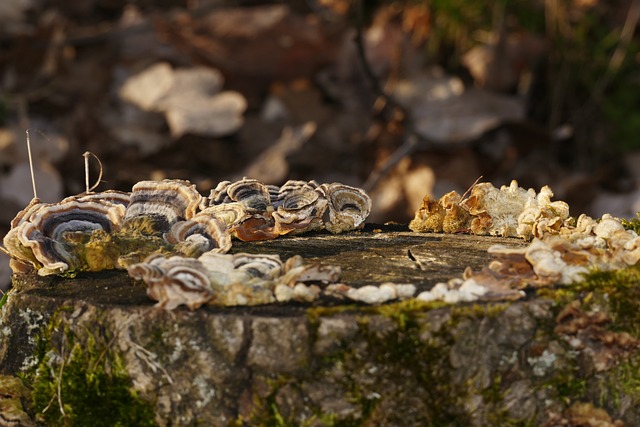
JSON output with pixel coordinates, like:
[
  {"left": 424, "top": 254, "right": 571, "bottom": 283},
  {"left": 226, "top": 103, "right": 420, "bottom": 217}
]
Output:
[
  {"left": 306, "top": 302, "right": 476, "bottom": 426},
  {"left": 596, "top": 353, "right": 640, "bottom": 410},
  {"left": 24, "top": 311, "right": 157, "bottom": 427},
  {"left": 544, "top": 266, "right": 640, "bottom": 335},
  {"left": 622, "top": 213, "right": 640, "bottom": 234},
  {"left": 449, "top": 301, "right": 510, "bottom": 322},
  {"left": 306, "top": 299, "right": 447, "bottom": 330},
  {"left": 531, "top": 265, "right": 640, "bottom": 421},
  {"left": 230, "top": 377, "right": 316, "bottom": 427},
  {"left": 535, "top": 265, "right": 640, "bottom": 330},
  {"left": 0, "top": 288, "right": 10, "bottom": 310},
  {"left": 581, "top": 267, "right": 640, "bottom": 333}
]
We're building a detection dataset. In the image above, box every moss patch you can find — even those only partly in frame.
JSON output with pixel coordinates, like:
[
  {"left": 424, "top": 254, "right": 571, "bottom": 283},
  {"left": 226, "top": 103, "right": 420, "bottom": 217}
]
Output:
[
  {"left": 24, "top": 311, "right": 157, "bottom": 427},
  {"left": 621, "top": 213, "right": 640, "bottom": 234},
  {"left": 316, "top": 302, "right": 478, "bottom": 425},
  {"left": 533, "top": 265, "right": 640, "bottom": 423},
  {"left": 544, "top": 265, "right": 640, "bottom": 334},
  {"left": 580, "top": 267, "right": 640, "bottom": 334}
]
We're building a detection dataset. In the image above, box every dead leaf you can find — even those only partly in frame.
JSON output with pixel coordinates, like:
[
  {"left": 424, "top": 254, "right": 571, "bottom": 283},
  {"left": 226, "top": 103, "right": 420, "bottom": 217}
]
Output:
[
  {"left": 462, "top": 33, "right": 547, "bottom": 92},
  {"left": 118, "top": 62, "right": 247, "bottom": 138},
  {"left": 0, "top": 161, "right": 63, "bottom": 206},
  {"left": 119, "top": 62, "right": 174, "bottom": 112},
  {"left": 0, "top": 0, "right": 34, "bottom": 35},
  {"left": 395, "top": 70, "right": 525, "bottom": 143},
  {"left": 163, "top": 91, "right": 247, "bottom": 138},
  {"left": 240, "top": 122, "right": 317, "bottom": 184}
]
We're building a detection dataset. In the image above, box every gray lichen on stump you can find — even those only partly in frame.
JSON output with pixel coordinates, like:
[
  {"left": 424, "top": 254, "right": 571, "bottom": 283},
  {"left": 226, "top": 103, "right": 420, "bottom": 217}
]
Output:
[{"left": 1, "top": 228, "right": 639, "bottom": 426}]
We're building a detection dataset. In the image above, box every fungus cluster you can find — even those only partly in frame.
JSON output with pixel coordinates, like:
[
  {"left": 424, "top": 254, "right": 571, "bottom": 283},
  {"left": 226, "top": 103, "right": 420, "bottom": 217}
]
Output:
[
  {"left": 409, "top": 180, "right": 571, "bottom": 239},
  {"left": 410, "top": 181, "right": 640, "bottom": 304},
  {"left": 3, "top": 177, "right": 375, "bottom": 309},
  {"left": 5, "top": 176, "right": 639, "bottom": 310},
  {"left": 127, "top": 252, "right": 343, "bottom": 309}
]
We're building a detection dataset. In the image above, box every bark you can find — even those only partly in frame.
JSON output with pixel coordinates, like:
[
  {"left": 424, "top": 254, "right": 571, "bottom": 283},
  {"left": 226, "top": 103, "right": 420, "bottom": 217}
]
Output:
[{"left": 0, "top": 227, "right": 638, "bottom": 426}]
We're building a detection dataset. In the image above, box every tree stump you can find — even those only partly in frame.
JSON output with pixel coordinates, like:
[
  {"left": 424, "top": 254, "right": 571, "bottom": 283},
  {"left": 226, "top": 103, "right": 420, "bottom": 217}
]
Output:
[{"left": 1, "top": 226, "right": 638, "bottom": 426}]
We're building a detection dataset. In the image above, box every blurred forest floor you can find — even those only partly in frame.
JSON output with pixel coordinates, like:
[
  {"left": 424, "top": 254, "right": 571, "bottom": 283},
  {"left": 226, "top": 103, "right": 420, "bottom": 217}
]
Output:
[{"left": 1, "top": 0, "right": 640, "bottom": 288}]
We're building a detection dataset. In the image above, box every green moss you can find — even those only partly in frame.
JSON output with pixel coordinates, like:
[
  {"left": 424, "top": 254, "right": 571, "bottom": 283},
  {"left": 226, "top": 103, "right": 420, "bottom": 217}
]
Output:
[
  {"left": 547, "top": 365, "right": 588, "bottom": 404},
  {"left": 531, "top": 265, "right": 640, "bottom": 420},
  {"left": 230, "top": 376, "right": 317, "bottom": 427},
  {"left": 234, "top": 299, "right": 475, "bottom": 426},
  {"left": 364, "top": 310, "right": 472, "bottom": 424},
  {"left": 0, "top": 288, "right": 9, "bottom": 310},
  {"left": 621, "top": 213, "right": 640, "bottom": 234},
  {"left": 595, "top": 353, "right": 640, "bottom": 411},
  {"left": 572, "top": 266, "right": 640, "bottom": 334},
  {"left": 307, "top": 299, "right": 447, "bottom": 330},
  {"left": 449, "top": 301, "right": 510, "bottom": 322},
  {"left": 24, "top": 311, "right": 157, "bottom": 427},
  {"left": 536, "top": 265, "right": 640, "bottom": 335},
  {"left": 371, "top": 298, "right": 446, "bottom": 328},
  {"left": 310, "top": 302, "right": 476, "bottom": 425},
  {"left": 480, "top": 374, "right": 511, "bottom": 426},
  {"left": 264, "top": 390, "right": 301, "bottom": 427}
]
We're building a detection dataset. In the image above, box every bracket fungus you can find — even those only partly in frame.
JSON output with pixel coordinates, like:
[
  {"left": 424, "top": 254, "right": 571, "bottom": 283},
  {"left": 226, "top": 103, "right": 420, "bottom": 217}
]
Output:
[
  {"left": 127, "top": 254, "right": 214, "bottom": 310},
  {"left": 409, "top": 181, "right": 640, "bottom": 304},
  {"left": 122, "top": 179, "right": 202, "bottom": 234},
  {"left": 127, "top": 251, "right": 344, "bottom": 309},
  {"left": 4, "top": 197, "right": 126, "bottom": 275},
  {"left": 6, "top": 172, "right": 638, "bottom": 312},
  {"left": 410, "top": 180, "right": 571, "bottom": 239},
  {"left": 2, "top": 177, "right": 373, "bottom": 310},
  {"left": 203, "top": 177, "right": 372, "bottom": 242}
]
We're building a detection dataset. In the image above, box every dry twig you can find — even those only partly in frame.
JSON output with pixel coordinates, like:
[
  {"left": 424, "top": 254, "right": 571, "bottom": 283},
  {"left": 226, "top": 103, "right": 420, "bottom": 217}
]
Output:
[{"left": 354, "top": 0, "right": 440, "bottom": 192}]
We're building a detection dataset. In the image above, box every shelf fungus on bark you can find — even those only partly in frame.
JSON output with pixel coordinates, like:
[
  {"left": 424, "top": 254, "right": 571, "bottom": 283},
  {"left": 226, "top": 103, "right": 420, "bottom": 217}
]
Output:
[
  {"left": 272, "top": 184, "right": 328, "bottom": 235},
  {"left": 409, "top": 180, "right": 571, "bottom": 239},
  {"left": 127, "top": 249, "right": 419, "bottom": 309},
  {"left": 203, "top": 177, "right": 372, "bottom": 242},
  {"left": 319, "top": 183, "right": 372, "bottom": 234},
  {"left": 2, "top": 180, "right": 213, "bottom": 276},
  {"left": 325, "top": 282, "right": 417, "bottom": 304},
  {"left": 127, "top": 254, "right": 214, "bottom": 310},
  {"left": 3, "top": 198, "right": 50, "bottom": 273},
  {"left": 127, "top": 252, "right": 343, "bottom": 309},
  {"left": 163, "top": 214, "right": 232, "bottom": 258},
  {"left": 122, "top": 179, "right": 202, "bottom": 235},
  {"left": 409, "top": 180, "right": 640, "bottom": 304},
  {"left": 418, "top": 212, "right": 640, "bottom": 304},
  {"left": 3, "top": 177, "right": 372, "bottom": 276},
  {"left": 3, "top": 196, "right": 126, "bottom": 276}
]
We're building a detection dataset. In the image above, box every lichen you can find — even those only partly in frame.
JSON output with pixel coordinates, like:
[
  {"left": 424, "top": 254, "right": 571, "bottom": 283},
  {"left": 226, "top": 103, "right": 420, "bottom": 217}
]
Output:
[
  {"left": 193, "top": 375, "right": 216, "bottom": 409},
  {"left": 18, "top": 308, "right": 45, "bottom": 347},
  {"left": 527, "top": 349, "right": 557, "bottom": 377}
]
